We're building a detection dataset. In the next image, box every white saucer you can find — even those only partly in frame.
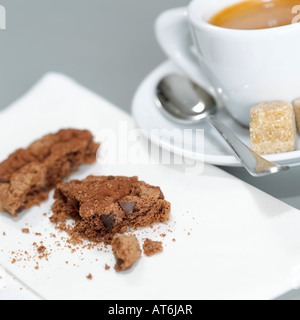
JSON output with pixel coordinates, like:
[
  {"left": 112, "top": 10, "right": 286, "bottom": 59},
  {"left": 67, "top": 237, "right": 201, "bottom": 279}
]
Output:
[{"left": 132, "top": 60, "right": 300, "bottom": 167}]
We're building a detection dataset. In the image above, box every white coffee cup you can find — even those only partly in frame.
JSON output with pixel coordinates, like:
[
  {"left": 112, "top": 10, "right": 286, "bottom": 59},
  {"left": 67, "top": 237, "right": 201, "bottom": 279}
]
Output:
[{"left": 155, "top": 0, "right": 300, "bottom": 126}]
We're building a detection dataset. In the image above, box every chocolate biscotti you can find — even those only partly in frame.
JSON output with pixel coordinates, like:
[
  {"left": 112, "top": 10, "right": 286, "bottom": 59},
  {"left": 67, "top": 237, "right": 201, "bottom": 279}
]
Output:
[
  {"left": 0, "top": 129, "right": 99, "bottom": 217},
  {"left": 51, "top": 176, "right": 171, "bottom": 242}
]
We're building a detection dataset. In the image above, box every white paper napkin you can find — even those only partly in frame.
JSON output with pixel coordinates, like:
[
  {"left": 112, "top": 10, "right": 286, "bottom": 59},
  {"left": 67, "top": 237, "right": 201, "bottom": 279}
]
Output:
[{"left": 0, "top": 73, "right": 300, "bottom": 300}]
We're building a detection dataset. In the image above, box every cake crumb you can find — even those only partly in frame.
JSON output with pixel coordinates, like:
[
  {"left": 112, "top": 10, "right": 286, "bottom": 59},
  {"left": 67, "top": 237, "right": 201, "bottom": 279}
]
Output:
[
  {"left": 143, "top": 239, "right": 163, "bottom": 257},
  {"left": 22, "top": 228, "right": 30, "bottom": 234},
  {"left": 87, "top": 274, "right": 93, "bottom": 280},
  {"left": 105, "top": 264, "right": 110, "bottom": 270},
  {"left": 37, "top": 246, "right": 46, "bottom": 254},
  {"left": 112, "top": 235, "right": 141, "bottom": 272}
]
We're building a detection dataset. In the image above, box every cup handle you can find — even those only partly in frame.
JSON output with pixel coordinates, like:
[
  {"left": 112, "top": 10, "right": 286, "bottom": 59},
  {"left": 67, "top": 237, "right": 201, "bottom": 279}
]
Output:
[{"left": 155, "top": 7, "right": 215, "bottom": 96}]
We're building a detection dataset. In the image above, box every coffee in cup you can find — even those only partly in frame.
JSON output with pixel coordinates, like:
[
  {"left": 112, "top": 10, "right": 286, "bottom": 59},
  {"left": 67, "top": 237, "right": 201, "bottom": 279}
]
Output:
[{"left": 209, "top": 0, "right": 300, "bottom": 30}]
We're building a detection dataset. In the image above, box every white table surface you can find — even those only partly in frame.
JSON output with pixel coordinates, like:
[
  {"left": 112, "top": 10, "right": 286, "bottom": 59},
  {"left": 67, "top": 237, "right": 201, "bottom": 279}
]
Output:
[{"left": 0, "top": 0, "right": 299, "bottom": 300}]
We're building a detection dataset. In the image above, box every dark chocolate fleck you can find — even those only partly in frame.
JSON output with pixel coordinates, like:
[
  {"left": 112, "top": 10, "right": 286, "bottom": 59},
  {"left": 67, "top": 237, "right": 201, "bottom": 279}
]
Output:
[
  {"left": 16, "top": 206, "right": 24, "bottom": 214},
  {"left": 41, "top": 186, "right": 48, "bottom": 192},
  {"left": 0, "top": 179, "right": 9, "bottom": 184},
  {"left": 100, "top": 214, "right": 115, "bottom": 233},
  {"left": 71, "top": 197, "right": 80, "bottom": 210},
  {"left": 158, "top": 193, "right": 164, "bottom": 200},
  {"left": 119, "top": 201, "right": 136, "bottom": 213}
]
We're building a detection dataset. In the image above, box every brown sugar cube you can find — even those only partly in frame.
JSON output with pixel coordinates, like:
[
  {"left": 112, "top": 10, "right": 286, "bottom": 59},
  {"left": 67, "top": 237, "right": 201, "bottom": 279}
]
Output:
[
  {"left": 143, "top": 239, "right": 163, "bottom": 257},
  {"left": 112, "top": 235, "right": 141, "bottom": 272},
  {"left": 250, "top": 101, "right": 297, "bottom": 155},
  {"left": 293, "top": 99, "right": 300, "bottom": 133}
]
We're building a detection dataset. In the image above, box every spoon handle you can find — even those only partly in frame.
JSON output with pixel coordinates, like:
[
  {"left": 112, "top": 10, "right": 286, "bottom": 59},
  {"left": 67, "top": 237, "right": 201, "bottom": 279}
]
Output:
[{"left": 206, "top": 116, "right": 289, "bottom": 177}]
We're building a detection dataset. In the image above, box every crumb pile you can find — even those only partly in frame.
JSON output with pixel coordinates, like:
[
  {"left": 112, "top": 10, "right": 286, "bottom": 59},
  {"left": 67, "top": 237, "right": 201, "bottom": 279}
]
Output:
[
  {"left": 0, "top": 128, "right": 178, "bottom": 275},
  {"left": 0, "top": 128, "right": 177, "bottom": 274}
]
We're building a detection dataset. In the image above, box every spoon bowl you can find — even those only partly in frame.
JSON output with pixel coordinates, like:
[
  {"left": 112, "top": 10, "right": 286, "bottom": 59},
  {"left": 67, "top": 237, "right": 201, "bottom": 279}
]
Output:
[{"left": 156, "top": 74, "right": 217, "bottom": 124}]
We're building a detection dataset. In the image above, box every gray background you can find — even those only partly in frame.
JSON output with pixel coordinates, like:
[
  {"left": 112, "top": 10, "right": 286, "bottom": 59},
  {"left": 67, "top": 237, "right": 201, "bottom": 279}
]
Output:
[
  {"left": 0, "top": 0, "right": 188, "bottom": 113},
  {"left": 1, "top": 0, "right": 299, "bottom": 300}
]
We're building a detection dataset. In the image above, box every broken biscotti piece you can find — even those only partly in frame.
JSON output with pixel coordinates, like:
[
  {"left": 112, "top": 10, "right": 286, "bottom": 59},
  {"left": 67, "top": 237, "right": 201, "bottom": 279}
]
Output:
[
  {"left": 250, "top": 101, "right": 297, "bottom": 155},
  {"left": 0, "top": 129, "right": 99, "bottom": 217},
  {"left": 143, "top": 238, "right": 163, "bottom": 257},
  {"left": 293, "top": 99, "right": 300, "bottom": 133},
  {"left": 112, "top": 235, "right": 141, "bottom": 272},
  {"left": 51, "top": 176, "right": 171, "bottom": 243}
]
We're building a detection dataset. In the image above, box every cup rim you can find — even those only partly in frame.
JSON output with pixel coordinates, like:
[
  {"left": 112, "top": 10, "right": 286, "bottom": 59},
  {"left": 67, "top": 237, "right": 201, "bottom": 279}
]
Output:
[{"left": 188, "top": 0, "right": 300, "bottom": 35}]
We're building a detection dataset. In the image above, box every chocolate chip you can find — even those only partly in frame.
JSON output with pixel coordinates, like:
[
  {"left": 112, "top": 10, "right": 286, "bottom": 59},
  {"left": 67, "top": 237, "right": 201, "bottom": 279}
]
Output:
[
  {"left": 16, "top": 206, "right": 24, "bottom": 213},
  {"left": 0, "top": 179, "right": 9, "bottom": 183},
  {"left": 107, "top": 176, "right": 115, "bottom": 180},
  {"left": 158, "top": 193, "right": 164, "bottom": 200},
  {"left": 100, "top": 214, "right": 115, "bottom": 233},
  {"left": 71, "top": 197, "right": 80, "bottom": 210},
  {"left": 119, "top": 201, "right": 136, "bottom": 213}
]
